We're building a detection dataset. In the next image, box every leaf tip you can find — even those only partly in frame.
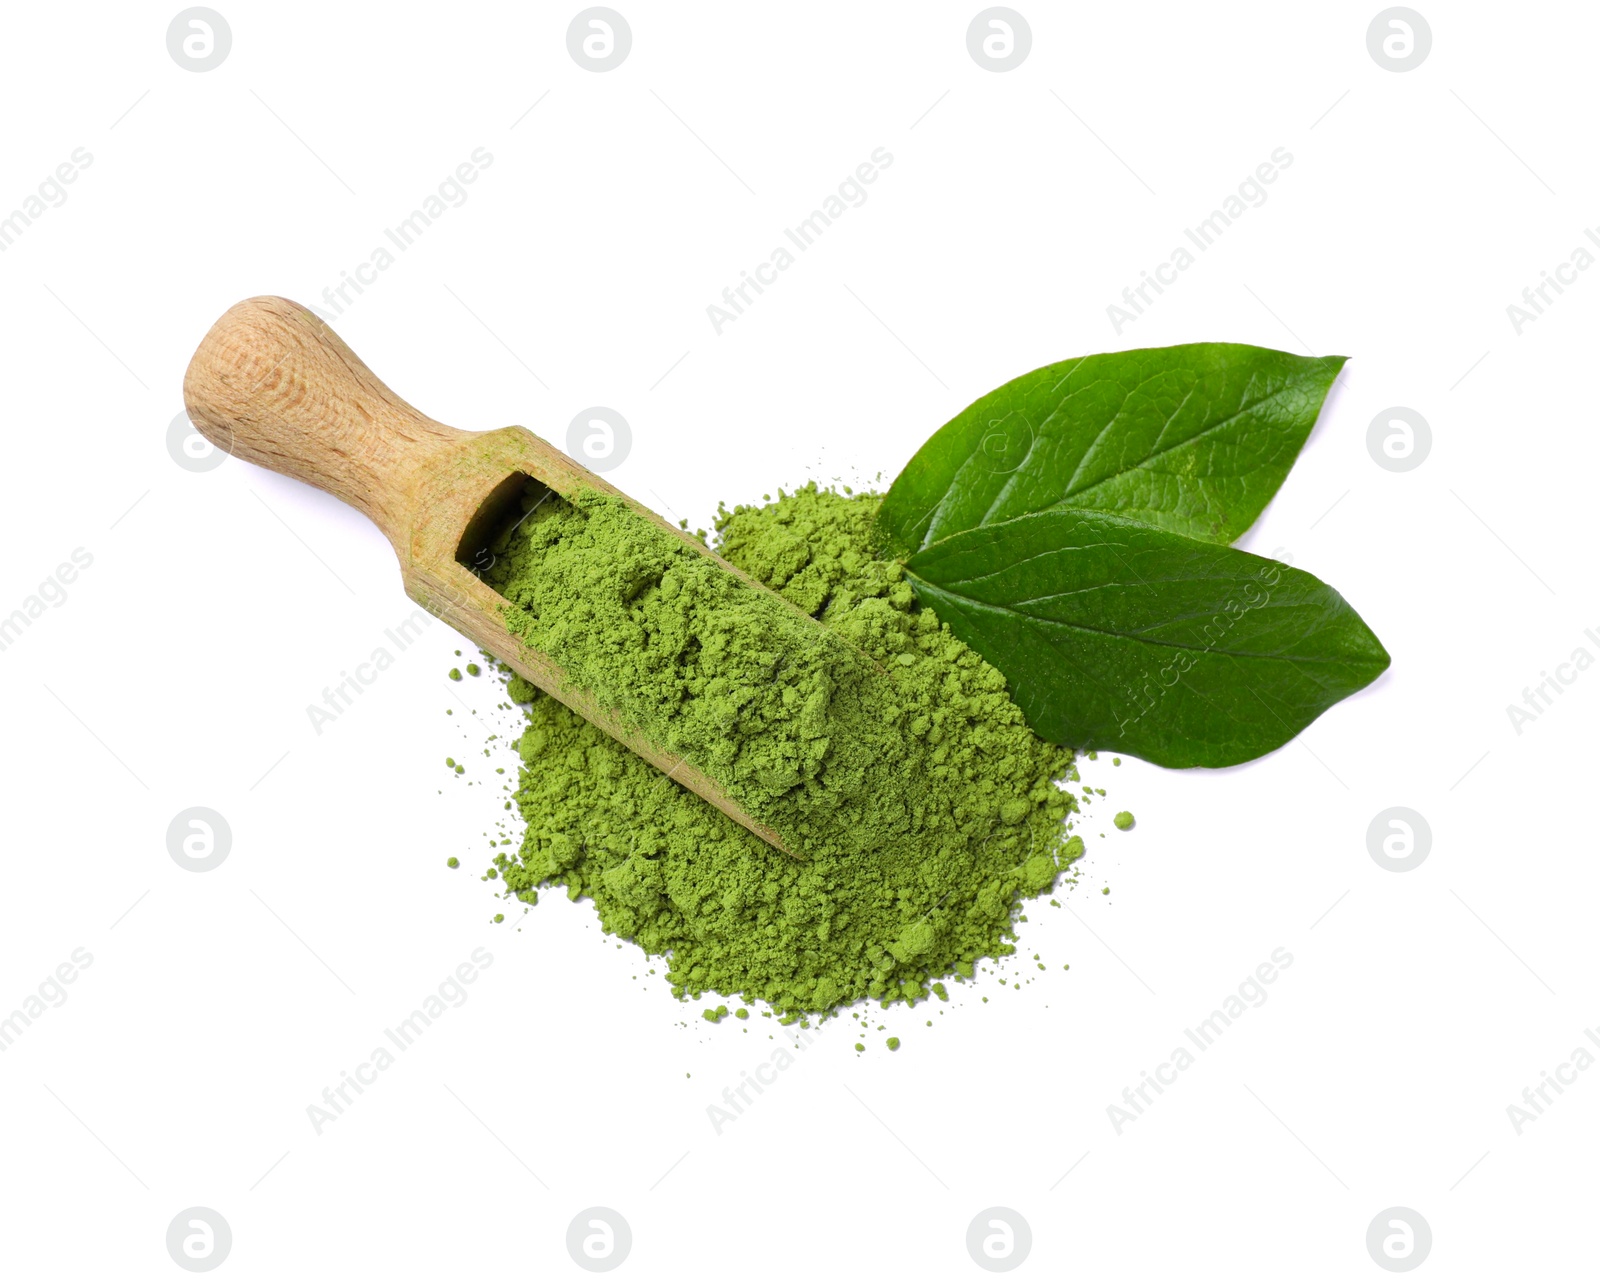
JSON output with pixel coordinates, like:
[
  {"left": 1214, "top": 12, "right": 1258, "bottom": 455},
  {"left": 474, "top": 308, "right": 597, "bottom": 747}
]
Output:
[{"left": 1367, "top": 631, "right": 1393, "bottom": 679}]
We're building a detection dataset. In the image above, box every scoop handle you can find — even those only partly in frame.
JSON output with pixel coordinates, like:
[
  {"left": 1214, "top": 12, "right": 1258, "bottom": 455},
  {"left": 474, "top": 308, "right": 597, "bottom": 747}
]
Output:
[
  {"left": 183, "top": 296, "right": 462, "bottom": 549},
  {"left": 183, "top": 295, "right": 798, "bottom": 858}
]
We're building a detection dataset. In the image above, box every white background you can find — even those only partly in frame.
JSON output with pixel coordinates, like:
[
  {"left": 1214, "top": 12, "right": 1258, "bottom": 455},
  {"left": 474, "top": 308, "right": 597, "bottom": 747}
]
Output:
[{"left": 2, "top": 2, "right": 1594, "bottom": 1275}]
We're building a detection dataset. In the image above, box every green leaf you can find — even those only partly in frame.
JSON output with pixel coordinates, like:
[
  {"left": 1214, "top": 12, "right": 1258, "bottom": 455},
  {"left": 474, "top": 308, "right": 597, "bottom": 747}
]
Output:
[
  {"left": 875, "top": 343, "right": 1347, "bottom": 557},
  {"left": 903, "top": 509, "right": 1389, "bottom": 768}
]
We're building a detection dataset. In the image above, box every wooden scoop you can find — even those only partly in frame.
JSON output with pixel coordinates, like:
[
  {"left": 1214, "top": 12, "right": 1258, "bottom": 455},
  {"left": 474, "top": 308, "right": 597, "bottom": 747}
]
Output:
[{"left": 183, "top": 295, "right": 793, "bottom": 854}]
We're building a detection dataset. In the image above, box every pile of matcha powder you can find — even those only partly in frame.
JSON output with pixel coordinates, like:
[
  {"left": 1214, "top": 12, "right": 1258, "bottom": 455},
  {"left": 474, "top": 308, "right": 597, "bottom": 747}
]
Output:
[{"left": 474, "top": 483, "right": 1090, "bottom": 1017}]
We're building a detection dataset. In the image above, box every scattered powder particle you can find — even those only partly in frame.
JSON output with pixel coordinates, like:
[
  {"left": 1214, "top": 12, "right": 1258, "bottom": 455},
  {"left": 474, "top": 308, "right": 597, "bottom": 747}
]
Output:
[
  {"left": 493, "top": 913, "right": 505, "bottom": 923},
  {"left": 482, "top": 485, "right": 1095, "bottom": 1018},
  {"left": 449, "top": 668, "right": 463, "bottom": 681},
  {"left": 886, "top": 1037, "right": 900, "bottom": 1051},
  {"left": 854, "top": 1043, "right": 865, "bottom": 1053},
  {"left": 467, "top": 663, "right": 482, "bottom": 677},
  {"left": 734, "top": 1007, "right": 749, "bottom": 1020},
  {"left": 1114, "top": 810, "right": 1135, "bottom": 831},
  {"left": 446, "top": 857, "right": 459, "bottom": 869}
]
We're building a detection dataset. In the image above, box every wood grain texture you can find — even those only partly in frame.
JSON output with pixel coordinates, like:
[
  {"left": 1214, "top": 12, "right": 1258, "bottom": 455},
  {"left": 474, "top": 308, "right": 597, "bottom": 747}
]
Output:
[{"left": 184, "top": 296, "right": 793, "bottom": 854}]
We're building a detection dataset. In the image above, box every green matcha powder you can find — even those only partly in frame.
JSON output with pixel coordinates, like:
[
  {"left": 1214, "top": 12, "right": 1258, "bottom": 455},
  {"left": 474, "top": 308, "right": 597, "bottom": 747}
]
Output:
[{"left": 477, "top": 484, "right": 1092, "bottom": 1017}]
